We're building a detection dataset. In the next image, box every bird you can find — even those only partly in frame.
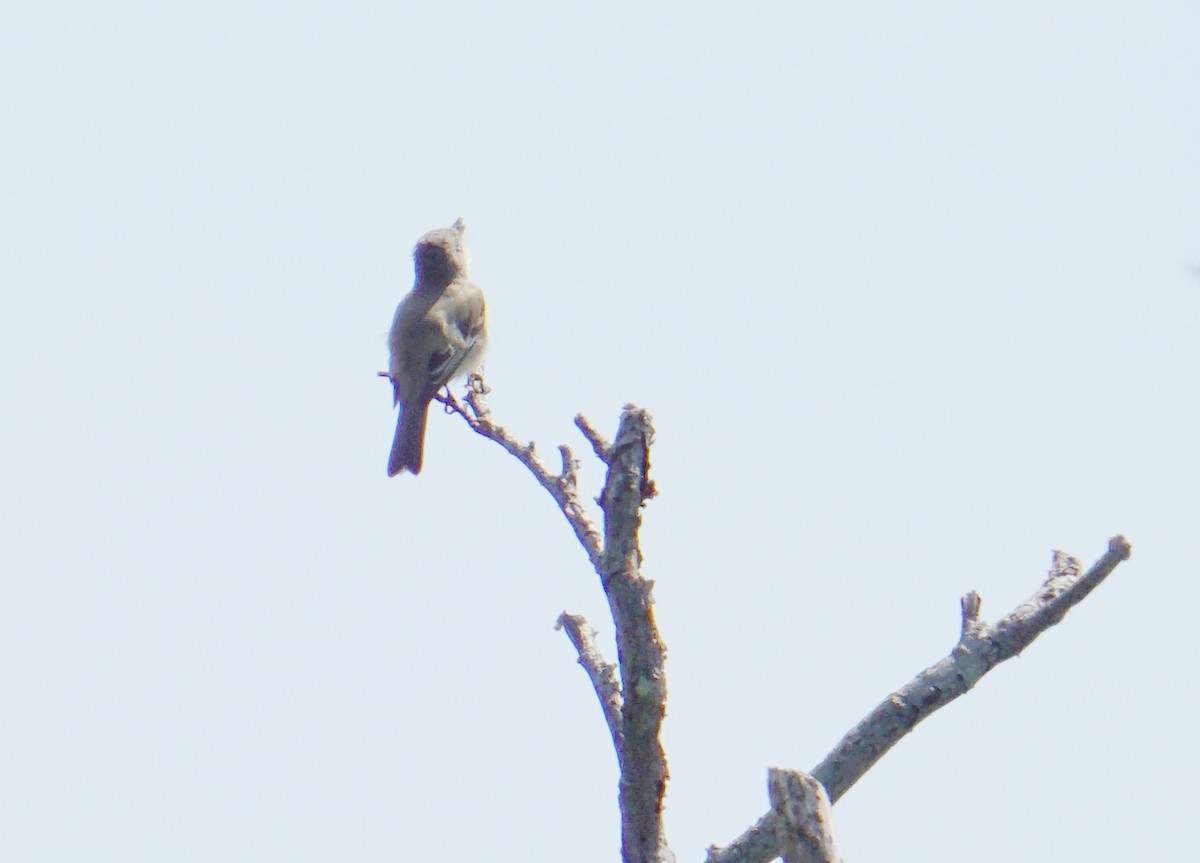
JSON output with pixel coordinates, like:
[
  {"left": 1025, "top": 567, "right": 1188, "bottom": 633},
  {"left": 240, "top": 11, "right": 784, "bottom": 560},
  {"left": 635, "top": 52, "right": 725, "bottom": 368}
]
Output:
[{"left": 386, "top": 219, "right": 488, "bottom": 476}]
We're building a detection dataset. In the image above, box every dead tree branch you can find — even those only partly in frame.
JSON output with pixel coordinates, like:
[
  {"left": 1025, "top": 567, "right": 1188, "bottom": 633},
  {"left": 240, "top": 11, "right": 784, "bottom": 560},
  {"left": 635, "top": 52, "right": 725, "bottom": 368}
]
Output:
[
  {"left": 705, "top": 536, "right": 1133, "bottom": 863},
  {"left": 421, "top": 373, "right": 1133, "bottom": 863},
  {"left": 436, "top": 381, "right": 670, "bottom": 863},
  {"left": 556, "top": 611, "right": 623, "bottom": 752},
  {"left": 433, "top": 375, "right": 603, "bottom": 571},
  {"left": 599, "top": 407, "right": 668, "bottom": 863}
]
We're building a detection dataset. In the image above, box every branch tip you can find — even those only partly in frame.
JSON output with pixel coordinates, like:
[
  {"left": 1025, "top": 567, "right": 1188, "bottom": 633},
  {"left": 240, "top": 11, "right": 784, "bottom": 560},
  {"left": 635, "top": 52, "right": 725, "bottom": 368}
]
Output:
[
  {"left": 559, "top": 444, "right": 579, "bottom": 484},
  {"left": 575, "top": 414, "right": 612, "bottom": 463},
  {"left": 959, "top": 591, "right": 983, "bottom": 638},
  {"left": 556, "top": 611, "right": 623, "bottom": 752},
  {"left": 961, "top": 591, "right": 982, "bottom": 620}
]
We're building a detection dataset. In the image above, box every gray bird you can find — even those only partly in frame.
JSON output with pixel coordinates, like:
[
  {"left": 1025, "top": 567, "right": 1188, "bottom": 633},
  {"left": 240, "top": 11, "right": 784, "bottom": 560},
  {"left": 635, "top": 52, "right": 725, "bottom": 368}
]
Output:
[{"left": 386, "top": 219, "right": 488, "bottom": 476}]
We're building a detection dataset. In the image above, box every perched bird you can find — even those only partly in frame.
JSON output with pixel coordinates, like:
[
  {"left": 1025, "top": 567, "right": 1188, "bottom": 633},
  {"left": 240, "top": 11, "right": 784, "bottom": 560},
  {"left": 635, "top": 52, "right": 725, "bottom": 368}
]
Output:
[{"left": 386, "top": 218, "right": 488, "bottom": 476}]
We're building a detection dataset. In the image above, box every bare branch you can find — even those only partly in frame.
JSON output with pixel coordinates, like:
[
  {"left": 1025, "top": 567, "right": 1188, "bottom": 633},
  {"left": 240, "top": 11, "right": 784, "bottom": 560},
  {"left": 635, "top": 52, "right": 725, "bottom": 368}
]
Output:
[
  {"left": 575, "top": 413, "right": 612, "bottom": 463},
  {"left": 990, "top": 538, "right": 1130, "bottom": 657},
  {"left": 439, "top": 390, "right": 669, "bottom": 862},
  {"left": 706, "top": 536, "right": 1133, "bottom": 863},
  {"left": 598, "top": 406, "right": 669, "bottom": 863},
  {"left": 432, "top": 375, "right": 604, "bottom": 571},
  {"left": 556, "top": 612, "right": 623, "bottom": 751},
  {"left": 767, "top": 769, "right": 839, "bottom": 863}
]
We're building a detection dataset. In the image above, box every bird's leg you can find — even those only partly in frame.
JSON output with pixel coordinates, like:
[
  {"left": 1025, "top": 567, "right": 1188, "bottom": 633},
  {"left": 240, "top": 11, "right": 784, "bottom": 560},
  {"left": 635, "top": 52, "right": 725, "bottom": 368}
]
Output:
[{"left": 436, "top": 386, "right": 462, "bottom": 414}]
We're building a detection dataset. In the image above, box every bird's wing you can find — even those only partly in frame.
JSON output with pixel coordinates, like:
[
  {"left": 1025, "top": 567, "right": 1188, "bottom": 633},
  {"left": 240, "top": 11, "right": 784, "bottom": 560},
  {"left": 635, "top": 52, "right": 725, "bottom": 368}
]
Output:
[{"left": 425, "top": 283, "right": 486, "bottom": 386}]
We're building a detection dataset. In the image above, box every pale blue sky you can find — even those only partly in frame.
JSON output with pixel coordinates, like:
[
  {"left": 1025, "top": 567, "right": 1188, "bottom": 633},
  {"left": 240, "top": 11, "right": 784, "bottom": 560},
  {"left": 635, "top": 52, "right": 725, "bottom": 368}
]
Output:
[{"left": 2, "top": 3, "right": 1198, "bottom": 861}]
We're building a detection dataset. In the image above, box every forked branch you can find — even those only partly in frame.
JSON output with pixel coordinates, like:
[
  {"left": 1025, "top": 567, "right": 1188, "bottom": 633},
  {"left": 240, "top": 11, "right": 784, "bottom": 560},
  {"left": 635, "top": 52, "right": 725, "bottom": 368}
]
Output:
[{"left": 438, "top": 380, "right": 669, "bottom": 863}]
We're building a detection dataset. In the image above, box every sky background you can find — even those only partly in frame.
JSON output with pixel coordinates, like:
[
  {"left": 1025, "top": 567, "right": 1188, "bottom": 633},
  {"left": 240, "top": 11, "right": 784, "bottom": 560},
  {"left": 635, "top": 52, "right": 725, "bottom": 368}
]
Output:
[{"left": 3, "top": 2, "right": 1198, "bottom": 861}]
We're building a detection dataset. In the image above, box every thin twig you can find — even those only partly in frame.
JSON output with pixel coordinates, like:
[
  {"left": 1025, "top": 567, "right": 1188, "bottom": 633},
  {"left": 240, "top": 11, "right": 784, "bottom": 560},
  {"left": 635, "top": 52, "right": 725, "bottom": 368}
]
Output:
[
  {"left": 576, "top": 414, "right": 612, "bottom": 463},
  {"left": 432, "top": 376, "right": 604, "bottom": 571},
  {"left": 556, "top": 612, "right": 623, "bottom": 752}
]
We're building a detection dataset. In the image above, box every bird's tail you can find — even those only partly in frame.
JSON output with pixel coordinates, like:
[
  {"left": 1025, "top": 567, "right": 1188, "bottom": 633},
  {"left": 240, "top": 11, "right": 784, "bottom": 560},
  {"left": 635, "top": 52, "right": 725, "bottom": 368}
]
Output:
[{"left": 388, "top": 399, "right": 430, "bottom": 476}]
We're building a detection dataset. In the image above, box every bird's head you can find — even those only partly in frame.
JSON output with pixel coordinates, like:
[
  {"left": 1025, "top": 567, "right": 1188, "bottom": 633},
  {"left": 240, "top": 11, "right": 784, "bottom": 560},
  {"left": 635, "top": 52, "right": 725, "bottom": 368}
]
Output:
[{"left": 413, "top": 218, "right": 470, "bottom": 288}]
